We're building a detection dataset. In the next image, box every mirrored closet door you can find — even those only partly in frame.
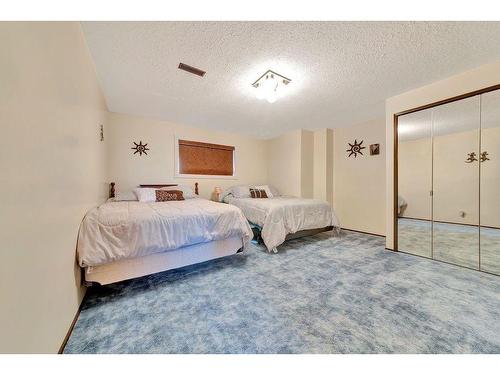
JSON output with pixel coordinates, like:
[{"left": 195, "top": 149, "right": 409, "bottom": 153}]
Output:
[
  {"left": 396, "top": 87, "right": 500, "bottom": 276},
  {"left": 397, "top": 109, "right": 433, "bottom": 259},
  {"left": 432, "top": 96, "right": 480, "bottom": 269},
  {"left": 480, "top": 89, "right": 500, "bottom": 275}
]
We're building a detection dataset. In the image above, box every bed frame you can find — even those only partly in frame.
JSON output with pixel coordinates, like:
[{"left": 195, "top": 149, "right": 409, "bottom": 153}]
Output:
[
  {"left": 109, "top": 181, "right": 199, "bottom": 198},
  {"left": 249, "top": 223, "right": 334, "bottom": 245},
  {"left": 84, "top": 182, "right": 242, "bottom": 286}
]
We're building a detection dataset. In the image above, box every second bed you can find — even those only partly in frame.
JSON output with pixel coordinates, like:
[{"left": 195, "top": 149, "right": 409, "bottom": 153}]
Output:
[{"left": 223, "top": 186, "right": 340, "bottom": 252}]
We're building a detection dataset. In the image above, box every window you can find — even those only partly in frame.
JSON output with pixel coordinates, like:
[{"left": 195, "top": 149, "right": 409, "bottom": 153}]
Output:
[{"left": 177, "top": 139, "right": 235, "bottom": 176}]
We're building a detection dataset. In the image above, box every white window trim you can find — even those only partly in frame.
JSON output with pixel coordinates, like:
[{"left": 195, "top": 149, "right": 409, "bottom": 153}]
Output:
[{"left": 174, "top": 136, "right": 238, "bottom": 180}]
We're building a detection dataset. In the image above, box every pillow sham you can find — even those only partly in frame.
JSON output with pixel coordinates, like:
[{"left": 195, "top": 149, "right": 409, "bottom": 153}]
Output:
[
  {"left": 252, "top": 185, "right": 273, "bottom": 198},
  {"left": 250, "top": 188, "right": 268, "bottom": 198},
  {"left": 155, "top": 190, "right": 184, "bottom": 201},
  {"left": 160, "top": 185, "right": 195, "bottom": 199},
  {"left": 231, "top": 185, "right": 251, "bottom": 199},
  {"left": 114, "top": 190, "right": 138, "bottom": 201},
  {"left": 134, "top": 188, "right": 156, "bottom": 202},
  {"left": 268, "top": 185, "right": 280, "bottom": 197}
]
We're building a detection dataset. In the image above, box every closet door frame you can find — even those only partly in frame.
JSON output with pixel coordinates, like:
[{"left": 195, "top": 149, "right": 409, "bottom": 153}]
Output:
[{"left": 393, "top": 83, "right": 500, "bottom": 271}]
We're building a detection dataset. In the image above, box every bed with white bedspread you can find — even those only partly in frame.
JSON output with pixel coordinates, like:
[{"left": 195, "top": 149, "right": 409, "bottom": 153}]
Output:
[
  {"left": 223, "top": 185, "right": 340, "bottom": 252},
  {"left": 77, "top": 183, "right": 253, "bottom": 285}
]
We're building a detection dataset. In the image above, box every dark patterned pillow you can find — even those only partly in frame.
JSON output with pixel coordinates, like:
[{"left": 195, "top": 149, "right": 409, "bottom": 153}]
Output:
[
  {"left": 249, "top": 188, "right": 268, "bottom": 198},
  {"left": 155, "top": 189, "right": 185, "bottom": 201}
]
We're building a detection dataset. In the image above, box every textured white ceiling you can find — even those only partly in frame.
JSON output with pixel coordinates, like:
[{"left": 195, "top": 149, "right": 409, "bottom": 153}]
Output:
[{"left": 81, "top": 22, "right": 500, "bottom": 139}]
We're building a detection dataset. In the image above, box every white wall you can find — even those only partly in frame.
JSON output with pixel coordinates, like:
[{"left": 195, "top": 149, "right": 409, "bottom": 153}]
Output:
[
  {"left": 267, "top": 129, "right": 315, "bottom": 198},
  {"left": 333, "top": 119, "right": 386, "bottom": 236},
  {"left": 0, "top": 22, "right": 108, "bottom": 353},
  {"left": 386, "top": 60, "right": 500, "bottom": 249},
  {"left": 267, "top": 130, "right": 303, "bottom": 197},
  {"left": 300, "top": 130, "right": 314, "bottom": 199},
  {"left": 107, "top": 112, "right": 268, "bottom": 198},
  {"left": 313, "top": 129, "right": 334, "bottom": 204}
]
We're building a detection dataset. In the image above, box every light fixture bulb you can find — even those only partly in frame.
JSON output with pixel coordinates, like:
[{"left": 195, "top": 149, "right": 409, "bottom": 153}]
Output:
[
  {"left": 266, "top": 89, "right": 277, "bottom": 103},
  {"left": 255, "top": 85, "right": 266, "bottom": 100},
  {"left": 252, "top": 70, "right": 291, "bottom": 103}
]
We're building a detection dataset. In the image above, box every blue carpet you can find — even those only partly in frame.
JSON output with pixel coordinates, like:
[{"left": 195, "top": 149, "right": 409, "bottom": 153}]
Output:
[{"left": 64, "top": 230, "right": 500, "bottom": 353}]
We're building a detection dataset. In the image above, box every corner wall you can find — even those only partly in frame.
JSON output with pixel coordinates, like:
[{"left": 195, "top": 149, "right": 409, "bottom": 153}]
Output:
[
  {"left": 333, "top": 119, "right": 386, "bottom": 236},
  {"left": 0, "top": 22, "right": 108, "bottom": 353},
  {"left": 267, "top": 129, "right": 315, "bottom": 198},
  {"left": 267, "top": 130, "right": 303, "bottom": 197},
  {"left": 313, "top": 129, "right": 334, "bottom": 204}
]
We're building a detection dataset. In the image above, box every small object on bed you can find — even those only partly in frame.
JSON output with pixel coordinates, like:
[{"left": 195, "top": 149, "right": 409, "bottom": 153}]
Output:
[{"left": 213, "top": 186, "right": 222, "bottom": 202}]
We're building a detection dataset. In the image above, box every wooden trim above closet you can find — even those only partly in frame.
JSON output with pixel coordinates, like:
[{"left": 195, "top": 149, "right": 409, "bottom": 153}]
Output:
[{"left": 394, "top": 83, "right": 500, "bottom": 117}]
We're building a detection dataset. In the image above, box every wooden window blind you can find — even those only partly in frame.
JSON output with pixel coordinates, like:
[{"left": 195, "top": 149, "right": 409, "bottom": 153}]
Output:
[{"left": 178, "top": 139, "right": 235, "bottom": 176}]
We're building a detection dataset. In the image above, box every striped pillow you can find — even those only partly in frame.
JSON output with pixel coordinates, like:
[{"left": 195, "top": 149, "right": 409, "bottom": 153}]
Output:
[{"left": 249, "top": 188, "right": 268, "bottom": 198}]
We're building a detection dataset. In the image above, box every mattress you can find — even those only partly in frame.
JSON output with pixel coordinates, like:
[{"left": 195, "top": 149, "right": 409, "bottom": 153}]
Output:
[
  {"left": 225, "top": 196, "right": 340, "bottom": 251},
  {"left": 77, "top": 198, "right": 253, "bottom": 267}
]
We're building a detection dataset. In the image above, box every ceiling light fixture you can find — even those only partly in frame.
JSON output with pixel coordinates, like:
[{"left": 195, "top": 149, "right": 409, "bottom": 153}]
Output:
[{"left": 252, "top": 70, "right": 291, "bottom": 103}]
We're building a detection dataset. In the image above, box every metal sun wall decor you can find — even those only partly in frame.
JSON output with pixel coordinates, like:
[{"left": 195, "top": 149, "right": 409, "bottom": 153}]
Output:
[
  {"left": 132, "top": 141, "right": 150, "bottom": 156},
  {"left": 346, "top": 139, "right": 366, "bottom": 158}
]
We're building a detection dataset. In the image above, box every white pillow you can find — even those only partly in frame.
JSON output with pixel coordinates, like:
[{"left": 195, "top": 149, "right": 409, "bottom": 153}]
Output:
[
  {"left": 268, "top": 185, "right": 280, "bottom": 197},
  {"left": 252, "top": 185, "right": 273, "bottom": 198},
  {"left": 219, "top": 188, "right": 233, "bottom": 202},
  {"left": 134, "top": 188, "right": 156, "bottom": 202},
  {"left": 231, "top": 185, "right": 251, "bottom": 198},
  {"left": 160, "top": 185, "right": 195, "bottom": 199},
  {"left": 114, "top": 190, "right": 138, "bottom": 201}
]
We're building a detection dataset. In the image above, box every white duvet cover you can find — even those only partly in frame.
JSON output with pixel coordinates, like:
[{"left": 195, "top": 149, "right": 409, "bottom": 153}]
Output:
[
  {"left": 225, "top": 196, "right": 340, "bottom": 251},
  {"left": 77, "top": 198, "right": 253, "bottom": 267}
]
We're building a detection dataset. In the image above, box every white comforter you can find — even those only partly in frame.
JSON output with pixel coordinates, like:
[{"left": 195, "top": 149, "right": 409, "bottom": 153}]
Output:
[
  {"left": 225, "top": 196, "right": 340, "bottom": 251},
  {"left": 77, "top": 198, "right": 253, "bottom": 267}
]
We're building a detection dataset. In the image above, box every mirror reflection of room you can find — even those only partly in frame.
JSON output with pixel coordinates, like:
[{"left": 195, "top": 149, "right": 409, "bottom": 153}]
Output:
[{"left": 397, "top": 89, "right": 500, "bottom": 275}]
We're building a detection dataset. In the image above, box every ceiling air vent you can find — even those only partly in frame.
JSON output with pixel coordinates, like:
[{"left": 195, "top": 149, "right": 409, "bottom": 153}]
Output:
[{"left": 178, "top": 63, "right": 206, "bottom": 77}]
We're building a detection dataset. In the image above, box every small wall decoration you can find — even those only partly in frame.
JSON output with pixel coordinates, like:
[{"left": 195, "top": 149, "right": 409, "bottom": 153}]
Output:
[
  {"left": 346, "top": 139, "right": 366, "bottom": 158},
  {"left": 370, "top": 143, "right": 380, "bottom": 155},
  {"left": 480, "top": 151, "right": 490, "bottom": 162},
  {"left": 465, "top": 152, "right": 478, "bottom": 163},
  {"left": 132, "top": 141, "right": 150, "bottom": 156}
]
